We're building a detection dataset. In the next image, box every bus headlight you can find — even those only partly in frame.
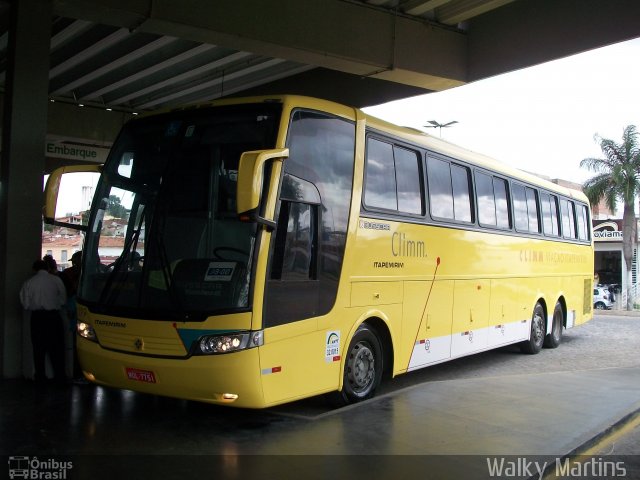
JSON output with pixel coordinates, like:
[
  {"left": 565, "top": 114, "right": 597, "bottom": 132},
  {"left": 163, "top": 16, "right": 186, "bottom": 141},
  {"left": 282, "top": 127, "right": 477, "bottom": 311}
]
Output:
[
  {"left": 77, "top": 322, "right": 98, "bottom": 342},
  {"left": 196, "top": 331, "right": 263, "bottom": 355}
]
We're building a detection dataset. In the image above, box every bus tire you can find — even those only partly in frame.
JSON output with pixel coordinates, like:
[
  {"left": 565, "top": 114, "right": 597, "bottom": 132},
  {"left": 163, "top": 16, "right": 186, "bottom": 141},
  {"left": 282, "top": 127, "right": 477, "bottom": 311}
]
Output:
[
  {"left": 521, "top": 302, "right": 546, "bottom": 354},
  {"left": 544, "top": 302, "right": 563, "bottom": 349},
  {"left": 329, "top": 325, "right": 383, "bottom": 406}
]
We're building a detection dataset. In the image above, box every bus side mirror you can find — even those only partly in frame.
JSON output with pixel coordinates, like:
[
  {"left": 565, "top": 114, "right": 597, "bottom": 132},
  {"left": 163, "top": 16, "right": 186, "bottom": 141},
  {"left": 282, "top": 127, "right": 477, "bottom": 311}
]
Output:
[
  {"left": 44, "top": 164, "right": 102, "bottom": 231},
  {"left": 237, "top": 148, "right": 288, "bottom": 227}
]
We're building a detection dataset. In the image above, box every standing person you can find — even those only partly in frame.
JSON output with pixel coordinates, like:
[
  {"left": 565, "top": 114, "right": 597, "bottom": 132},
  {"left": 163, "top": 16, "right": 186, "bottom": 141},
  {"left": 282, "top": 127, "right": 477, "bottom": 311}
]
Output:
[
  {"left": 42, "top": 254, "right": 59, "bottom": 275},
  {"left": 61, "top": 251, "right": 84, "bottom": 381},
  {"left": 19, "top": 259, "right": 67, "bottom": 384}
]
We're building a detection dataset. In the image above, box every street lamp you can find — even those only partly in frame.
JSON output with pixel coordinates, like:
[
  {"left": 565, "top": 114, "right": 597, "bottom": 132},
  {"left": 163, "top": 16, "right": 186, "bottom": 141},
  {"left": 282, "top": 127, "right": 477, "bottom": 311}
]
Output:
[{"left": 424, "top": 120, "right": 458, "bottom": 137}]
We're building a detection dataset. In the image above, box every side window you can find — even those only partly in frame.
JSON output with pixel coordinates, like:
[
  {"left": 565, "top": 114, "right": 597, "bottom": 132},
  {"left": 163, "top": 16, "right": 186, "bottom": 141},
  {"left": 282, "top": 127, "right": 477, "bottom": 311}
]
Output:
[
  {"left": 475, "top": 172, "right": 510, "bottom": 229},
  {"left": 427, "top": 157, "right": 453, "bottom": 219},
  {"left": 525, "top": 187, "right": 540, "bottom": 233},
  {"left": 582, "top": 204, "right": 591, "bottom": 240},
  {"left": 427, "top": 156, "right": 472, "bottom": 222},
  {"left": 513, "top": 184, "right": 529, "bottom": 232},
  {"left": 494, "top": 177, "right": 510, "bottom": 229},
  {"left": 451, "top": 164, "right": 472, "bottom": 222},
  {"left": 476, "top": 172, "right": 497, "bottom": 226},
  {"left": 549, "top": 194, "right": 560, "bottom": 236},
  {"left": 575, "top": 203, "right": 590, "bottom": 241},
  {"left": 540, "top": 193, "right": 560, "bottom": 237},
  {"left": 364, "top": 139, "right": 396, "bottom": 210},
  {"left": 560, "top": 199, "right": 577, "bottom": 239},
  {"left": 513, "top": 183, "right": 540, "bottom": 233},
  {"left": 364, "top": 138, "right": 423, "bottom": 215},
  {"left": 271, "top": 202, "right": 316, "bottom": 281},
  {"left": 395, "top": 146, "right": 423, "bottom": 215}
]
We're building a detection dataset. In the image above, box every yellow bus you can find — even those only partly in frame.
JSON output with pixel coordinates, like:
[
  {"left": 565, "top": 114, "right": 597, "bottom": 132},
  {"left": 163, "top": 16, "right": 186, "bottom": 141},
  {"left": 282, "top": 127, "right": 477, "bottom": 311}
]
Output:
[{"left": 45, "top": 95, "right": 594, "bottom": 408}]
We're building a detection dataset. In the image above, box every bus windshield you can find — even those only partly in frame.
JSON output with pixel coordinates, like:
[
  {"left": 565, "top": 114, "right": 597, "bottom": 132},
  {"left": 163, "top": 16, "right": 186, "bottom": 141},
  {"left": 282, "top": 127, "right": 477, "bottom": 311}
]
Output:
[{"left": 79, "top": 103, "right": 281, "bottom": 320}]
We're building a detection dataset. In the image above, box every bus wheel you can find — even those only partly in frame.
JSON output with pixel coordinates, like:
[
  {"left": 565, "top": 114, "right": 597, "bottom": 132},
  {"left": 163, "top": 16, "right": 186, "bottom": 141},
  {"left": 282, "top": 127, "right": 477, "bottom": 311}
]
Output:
[
  {"left": 330, "top": 325, "right": 383, "bottom": 406},
  {"left": 544, "top": 302, "right": 563, "bottom": 349},
  {"left": 521, "top": 302, "right": 545, "bottom": 354}
]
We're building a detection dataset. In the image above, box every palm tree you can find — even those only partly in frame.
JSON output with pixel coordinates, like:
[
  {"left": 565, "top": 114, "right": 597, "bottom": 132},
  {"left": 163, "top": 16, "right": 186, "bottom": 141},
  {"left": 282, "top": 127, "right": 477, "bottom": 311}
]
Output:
[{"left": 581, "top": 125, "right": 640, "bottom": 310}]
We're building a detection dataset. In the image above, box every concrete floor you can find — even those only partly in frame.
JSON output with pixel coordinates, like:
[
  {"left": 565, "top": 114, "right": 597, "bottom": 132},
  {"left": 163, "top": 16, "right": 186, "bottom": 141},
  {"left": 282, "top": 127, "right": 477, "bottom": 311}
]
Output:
[{"left": 1, "top": 363, "right": 639, "bottom": 479}]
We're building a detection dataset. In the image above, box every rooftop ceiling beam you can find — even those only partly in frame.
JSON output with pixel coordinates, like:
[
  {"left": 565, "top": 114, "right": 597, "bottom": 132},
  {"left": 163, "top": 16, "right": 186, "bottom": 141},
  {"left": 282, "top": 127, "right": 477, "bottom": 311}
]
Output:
[
  {"left": 80, "top": 43, "right": 216, "bottom": 101},
  {"left": 402, "top": 0, "right": 452, "bottom": 16},
  {"left": 53, "top": 0, "right": 469, "bottom": 91},
  {"left": 185, "top": 64, "right": 315, "bottom": 106},
  {"left": 437, "top": 0, "right": 514, "bottom": 25},
  {"left": 136, "top": 57, "right": 290, "bottom": 109},
  {"left": 49, "top": 27, "right": 130, "bottom": 79},
  {"left": 52, "top": 35, "right": 177, "bottom": 95},
  {"left": 50, "top": 18, "right": 93, "bottom": 50},
  {"left": 108, "top": 50, "right": 253, "bottom": 106}
]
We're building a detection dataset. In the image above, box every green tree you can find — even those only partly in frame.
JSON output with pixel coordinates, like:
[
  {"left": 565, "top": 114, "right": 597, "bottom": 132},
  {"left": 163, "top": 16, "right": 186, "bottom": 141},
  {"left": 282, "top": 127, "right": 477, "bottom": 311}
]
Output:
[
  {"left": 581, "top": 125, "right": 640, "bottom": 310},
  {"left": 106, "top": 195, "right": 127, "bottom": 219}
]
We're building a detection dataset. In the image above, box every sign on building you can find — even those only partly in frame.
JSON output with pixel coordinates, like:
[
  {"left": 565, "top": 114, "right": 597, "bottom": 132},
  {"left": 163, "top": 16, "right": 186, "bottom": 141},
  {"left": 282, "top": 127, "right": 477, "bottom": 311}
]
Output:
[
  {"left": 593, "top": 221, "right": 624, "bottom": 242},
  {"left": 45, "top": 142, "right": 109, "bottom": 163}
]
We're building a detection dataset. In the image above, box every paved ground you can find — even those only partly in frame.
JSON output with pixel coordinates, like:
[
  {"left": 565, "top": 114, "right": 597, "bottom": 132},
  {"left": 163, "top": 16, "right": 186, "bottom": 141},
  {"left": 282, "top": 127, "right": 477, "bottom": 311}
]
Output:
[{"left": 1, "top": 314, "right": 638, "bottom": 480}]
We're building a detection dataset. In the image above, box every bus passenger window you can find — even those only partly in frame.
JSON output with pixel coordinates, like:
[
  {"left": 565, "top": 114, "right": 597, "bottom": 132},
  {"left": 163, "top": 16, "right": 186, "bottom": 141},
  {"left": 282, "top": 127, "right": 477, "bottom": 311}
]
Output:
[
  {"left": 513, "top": 184, "right": 540, "bottom": 233},
  {"left": 576, "top": 204, "right": 589, "bottom": 240},
  {"left": 427, "top": 157, "right": 454, "bottom": 219},
  {"left": 476, "top": 172, "right": 510, "bottom": 229},
  {"left": 560, "top": 199, "right": 577, "bottom": 239},
  {"left": 364, "top": 138, "right": 424, "bottom": 215},
  {"left": 513, "top": 184, "right": 529, "bottom": 232},
  {"left": 426, "top": 157, "right": 472, "bottom": 222},
  {"left": 525, "top": 187, "right": 540, "bottom": 233},
  {"left": 364, "top": 139, "right": 397, "bottom": 210},
  {"left": 494, "top": 178, "right": 510, "bottom": 228},
  {"left": 476, "top": 172, "right": 497, "bottom": 226},
  {"left": 541, "top": 193, "right": 560, "bottom": 237},
  {"left": 451, "top": 164, "right": 472, "bottom": 222},
  {"left": 394, "top": 146, "right": 423, "bottom": 215}
]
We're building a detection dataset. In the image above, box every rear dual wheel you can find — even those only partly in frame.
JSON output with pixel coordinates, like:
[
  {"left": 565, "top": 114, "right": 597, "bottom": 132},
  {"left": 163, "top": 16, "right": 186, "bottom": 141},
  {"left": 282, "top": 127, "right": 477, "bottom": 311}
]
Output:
[
  {"left": 544, "top": 302, "right": 563, "bottom": 349},
  {"left": 521, "top": 301, "right": 564, "bottom": 353}
]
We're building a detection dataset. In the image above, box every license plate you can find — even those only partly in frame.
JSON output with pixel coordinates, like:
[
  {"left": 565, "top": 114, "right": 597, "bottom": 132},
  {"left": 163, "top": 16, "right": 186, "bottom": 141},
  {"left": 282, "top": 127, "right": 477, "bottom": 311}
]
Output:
[{"left": 125, "top": 367, "right": 157, "bottom": 383}]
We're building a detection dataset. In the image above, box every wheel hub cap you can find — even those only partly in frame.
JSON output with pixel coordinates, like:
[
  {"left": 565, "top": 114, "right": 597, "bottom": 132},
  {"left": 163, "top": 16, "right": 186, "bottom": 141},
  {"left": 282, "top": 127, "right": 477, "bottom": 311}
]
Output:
[
  {"left": 349, "top": 344, "right": 374, "bottom": 391},
  {"left": 533, "top": 313, "right": 544, "bottom": 343}
]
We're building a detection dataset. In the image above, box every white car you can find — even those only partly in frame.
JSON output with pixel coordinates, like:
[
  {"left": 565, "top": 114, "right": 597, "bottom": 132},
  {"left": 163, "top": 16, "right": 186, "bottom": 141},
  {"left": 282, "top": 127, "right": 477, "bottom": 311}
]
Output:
[{"left": 593, "top": 287, "right": 613, "bottom": 310}]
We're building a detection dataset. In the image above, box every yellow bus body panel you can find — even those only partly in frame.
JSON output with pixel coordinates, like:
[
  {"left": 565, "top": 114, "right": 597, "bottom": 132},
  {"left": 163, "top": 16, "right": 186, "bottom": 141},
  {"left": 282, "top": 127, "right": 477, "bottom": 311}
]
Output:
[{"left": 350, "top": 217, "right": 592, "bottom": 374}]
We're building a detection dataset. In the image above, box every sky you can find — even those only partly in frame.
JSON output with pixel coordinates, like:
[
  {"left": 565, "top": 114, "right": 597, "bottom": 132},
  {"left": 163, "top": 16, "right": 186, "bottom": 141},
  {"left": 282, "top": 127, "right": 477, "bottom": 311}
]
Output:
[{"left": 363, "top": 37, "right": 640, "bottom": 184}]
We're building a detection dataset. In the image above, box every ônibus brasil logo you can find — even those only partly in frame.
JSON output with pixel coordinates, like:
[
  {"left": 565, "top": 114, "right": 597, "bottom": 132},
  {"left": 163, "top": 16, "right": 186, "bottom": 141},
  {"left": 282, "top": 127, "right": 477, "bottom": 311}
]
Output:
[{"left": 8, "top": 456, "right": 73, "bottom": 479}]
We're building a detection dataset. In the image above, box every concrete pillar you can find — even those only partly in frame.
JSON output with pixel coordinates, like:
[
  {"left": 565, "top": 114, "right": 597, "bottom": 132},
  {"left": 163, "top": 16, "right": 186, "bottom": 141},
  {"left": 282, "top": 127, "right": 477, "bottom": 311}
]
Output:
[{"left": 0, "top": 0, "right": 52, "bottom": 377}]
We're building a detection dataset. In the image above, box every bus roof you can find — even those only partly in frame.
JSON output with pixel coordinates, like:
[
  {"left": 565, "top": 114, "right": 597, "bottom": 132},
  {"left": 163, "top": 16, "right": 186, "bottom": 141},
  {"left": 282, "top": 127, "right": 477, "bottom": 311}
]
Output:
[{"left": 359, "top": 108, "right": 589, "bottom": 204}]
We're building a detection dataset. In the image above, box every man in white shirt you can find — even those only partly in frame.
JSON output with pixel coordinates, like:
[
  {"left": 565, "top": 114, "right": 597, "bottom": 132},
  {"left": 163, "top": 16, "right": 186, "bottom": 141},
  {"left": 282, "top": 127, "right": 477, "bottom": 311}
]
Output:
[{"left": 20, "top": 259, "right": 67, "bottom": 383}]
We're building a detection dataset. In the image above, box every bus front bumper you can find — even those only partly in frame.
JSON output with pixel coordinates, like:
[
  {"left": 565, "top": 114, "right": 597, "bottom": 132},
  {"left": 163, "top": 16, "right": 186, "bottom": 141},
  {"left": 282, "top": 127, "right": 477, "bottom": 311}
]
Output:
[{"left": 78, "top": 338, "right": 266, "bottom": 408}]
